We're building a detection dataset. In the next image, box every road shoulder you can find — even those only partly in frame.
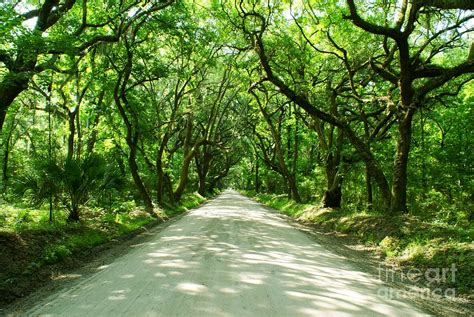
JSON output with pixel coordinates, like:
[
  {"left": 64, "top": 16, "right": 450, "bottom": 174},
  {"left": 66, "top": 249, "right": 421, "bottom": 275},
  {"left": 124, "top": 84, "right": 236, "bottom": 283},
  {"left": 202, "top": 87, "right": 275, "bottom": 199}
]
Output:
[{"left": 247, "top": 194, "right": 474, "bottom": 317}]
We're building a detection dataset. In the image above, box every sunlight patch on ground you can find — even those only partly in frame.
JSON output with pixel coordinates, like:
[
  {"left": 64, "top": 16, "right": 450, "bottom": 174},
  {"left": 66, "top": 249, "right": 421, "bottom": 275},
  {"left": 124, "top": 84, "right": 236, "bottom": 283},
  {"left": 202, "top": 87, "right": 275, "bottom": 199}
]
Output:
[
  {"left": 120, "top": 274, "right": 135, "bottom": 279},
  {"left": 176, "top": 282, "right": 208, "bottom": 295},
  {"left": 219, "top": 287, "right": 238, "bottom": 294},
  {"left": 51, "top": 273, "right": 82, "bottom": 281},
  {"left": 238, "top": 272, "right": 266, "bottom": 285}
]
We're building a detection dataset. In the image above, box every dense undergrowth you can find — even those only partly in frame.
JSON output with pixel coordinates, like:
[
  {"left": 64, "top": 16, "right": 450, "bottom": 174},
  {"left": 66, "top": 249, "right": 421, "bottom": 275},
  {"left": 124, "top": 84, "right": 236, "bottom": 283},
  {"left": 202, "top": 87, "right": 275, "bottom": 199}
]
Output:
[
  {"left": 244, "top": 191, "right": 474, "bottom": 299},
  {"left": 0, "top": 192, "right": 207, "bottom": 305}
]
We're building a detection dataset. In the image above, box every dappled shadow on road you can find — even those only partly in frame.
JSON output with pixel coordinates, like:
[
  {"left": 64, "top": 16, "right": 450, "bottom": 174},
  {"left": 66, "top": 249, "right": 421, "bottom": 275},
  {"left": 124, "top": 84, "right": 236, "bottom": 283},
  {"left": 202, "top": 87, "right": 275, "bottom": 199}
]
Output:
[{"left": 28, "top": 190, "right": 427, "bottom": 316}]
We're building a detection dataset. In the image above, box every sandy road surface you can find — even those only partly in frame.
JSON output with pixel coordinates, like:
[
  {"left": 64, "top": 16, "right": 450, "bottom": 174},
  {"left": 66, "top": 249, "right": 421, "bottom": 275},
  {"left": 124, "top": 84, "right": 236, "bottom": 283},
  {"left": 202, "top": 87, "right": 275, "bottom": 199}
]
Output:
[{"left": 24, "top": 190, "right": 429, "bottom": 316}]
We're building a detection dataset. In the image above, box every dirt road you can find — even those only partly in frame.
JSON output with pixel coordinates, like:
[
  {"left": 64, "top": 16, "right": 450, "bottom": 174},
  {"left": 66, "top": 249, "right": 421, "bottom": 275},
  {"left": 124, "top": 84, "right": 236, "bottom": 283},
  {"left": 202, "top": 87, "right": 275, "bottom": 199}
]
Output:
[{"left": 24, "top": 190, "right": 428, "bottom": 316}]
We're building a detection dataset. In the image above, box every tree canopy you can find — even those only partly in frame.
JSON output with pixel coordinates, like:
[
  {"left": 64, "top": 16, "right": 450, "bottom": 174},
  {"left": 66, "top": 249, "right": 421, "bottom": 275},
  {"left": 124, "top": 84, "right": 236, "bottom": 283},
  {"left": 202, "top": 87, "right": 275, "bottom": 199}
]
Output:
[{"left": 0, "top": 0, "right": 472, "bottom": 221}]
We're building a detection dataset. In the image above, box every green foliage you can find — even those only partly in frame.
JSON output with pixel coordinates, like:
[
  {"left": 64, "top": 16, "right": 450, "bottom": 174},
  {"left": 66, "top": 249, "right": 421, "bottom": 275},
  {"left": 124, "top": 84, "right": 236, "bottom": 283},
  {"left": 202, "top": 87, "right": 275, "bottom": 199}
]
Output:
[
  {"left": 111, "top": 200, "right": 137, "bottom": 214},
  {"left": 42, "top": 244, "right": 72, "bottom": 264},
  {"left": 13, "top": 209, "right": 33, "bottom": 228},
  {"left": 15, "top": 154, "right": 121, "bottom": 220},
  {"left": 245, "top": 191, "right": 310, "bottom": 218},
  {"left": 165, "top": 192, "right": 207, "bottom": 217},
  {"left": 379, "top": 236, "right": 401, "bottom": 257}
]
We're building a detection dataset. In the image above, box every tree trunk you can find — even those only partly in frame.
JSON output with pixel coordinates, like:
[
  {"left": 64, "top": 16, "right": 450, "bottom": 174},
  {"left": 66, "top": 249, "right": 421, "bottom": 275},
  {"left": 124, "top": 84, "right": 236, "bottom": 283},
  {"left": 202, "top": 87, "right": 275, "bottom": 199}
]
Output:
[
  {"left": 86, "top": 90, "right": 104, "bottom": 154},
  {"left": 285, "top": 175, "right": 292, "bottom": 200},
  {"left": 366, "top": 165, "right": 373, "bottom": 209},
  {"left": 86, "top": 114, "right": 100, "bottom": 154},
  {"left": 67, "top": 205, "right": 80, "bottom": 222},
  {"left": 164, "top": 173, "right": 175, "bottom": 205},
  {"left": 292, "top": 108, "right": 299, "bottom": 178},
  {"left": 156, "top": 132, "right": 170, "bottom": 205},
  {"left": 322, "top": 149, "right": 344, "bottom": 208},
  {"left": 287, "top": 174, "right": 301, "bottom": 202},
  {"left": 317, "top": 125, "right": 344, "bottom": 209},
  {"left": 323, "top": 186, "right": 342, "bottom": 208},
  {"left": 390, "top": 109, "right": 415, "bottom": 212},
  {"left": 128, "top": 141, "right": 154, "bottom": 213},
  {"left": 389, "top": 38, "right": 415, "bottom": 213},
  {"left": 322, "top": 158, "right": 343, "bottom": 208},
  {"left": 66, "top": 111, "right": 76, "bottom": 161},
  {"left": 255, "top": 156, "right": 260, "bottom": 192},
  {"left": 174, "top": 151, "right": 194, "bottom": 202},
  {"left": 2, "top": 131, "right": 11, "bottom": 193},
  {"left": 420, "top": 112, "right": 427, "bottom": 190},
  {"left": 76, "top": 107, "right": 82, "bottom": 160},
  {"left": 173, "top": 115, "right": 195, "bottom": 202},
  {"left": 195, "top": 147, "right": 211, "bottom": 196},
  {"left": 0, "top": 74, "right": 30, "bottom": 130},
  {"left": 344, "top": 127, "right": 392, "bottom": 209},
  {"left": 156, "top": 158, "right": 165, "bottom": 205},
  {"left": 198, "top": 174, "right": 206, "bottom": 196}
]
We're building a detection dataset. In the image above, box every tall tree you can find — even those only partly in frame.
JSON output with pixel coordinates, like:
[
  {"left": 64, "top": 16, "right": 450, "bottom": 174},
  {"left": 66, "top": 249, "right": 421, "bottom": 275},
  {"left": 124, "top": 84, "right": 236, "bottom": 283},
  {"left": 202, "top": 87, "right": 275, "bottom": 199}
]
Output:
[{"left": 0, "top": 0, "right": 173, "bottom": 130}]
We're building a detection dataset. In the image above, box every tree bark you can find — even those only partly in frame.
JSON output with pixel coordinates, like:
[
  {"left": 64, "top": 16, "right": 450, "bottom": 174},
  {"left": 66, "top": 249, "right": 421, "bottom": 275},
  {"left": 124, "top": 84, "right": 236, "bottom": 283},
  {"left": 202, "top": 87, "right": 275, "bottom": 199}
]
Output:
[
  {"left": 388, "top": 37, "right": 415, "bottom": 213},
  {"left": 156, "top": 158, "right": 165, "bottom": 205},
  {"left": 0, "top": 75, "right": 30, "bottom": 130},
  {"left": 128, "top": 140, "right": 154, "bottom": 212},
  {"left": 173, "top": 114, "right": 195, "bottom": 202},
  {"left": 66, "top": 111, "right": 76, "bottom": 161},
  {"left": 156, "top": 137, "right": 169, "bottom": 205},
  {"left": 322, "top": 186, "right": 342, "bottom": 208},
  {"left": 164, "top": 173, "right": 175, "bottom": 205},
  {"left": 390, "top": 109, "right": 415, "bottom": 212},
  {"left": 67, "top": 205, "right": 80, "bottom": 222},
  {"left": 287, "top": 174, "right": 301, "bottom": 202},
  {"left": 195, "top": 146, "right": 212, "bottom": 196},
  {"left": 2, "top": 111, "right": 21, "bottom": 194},
  {"left": 366, "top": 166, "right": 373, "bottom": 209},
  {"left": 76, "top": 107, "right": 82, "bottom": 159},
  {"left": 173, "top": 151, "right": 194, "bottom": 202},
  {"left": 419, "top": 0, "right": 474, "bottom": 10},
  {"left": 86, "top": 113, "right": 100, "bottom": 154},
  {"left": 344, "top": 127, "right": 392, "bottom": 209},
  {"left": 255, "top": 155, "right": 260, "bottom": 192},
  {"left": 2, "top": 130, "right": 11, "bottom": 193},
  {"left": 198, "top": 174, "right": 206, "bottom": 196},
  {"left": 322, "top": 128, "right": 344, "bottom": 208}
]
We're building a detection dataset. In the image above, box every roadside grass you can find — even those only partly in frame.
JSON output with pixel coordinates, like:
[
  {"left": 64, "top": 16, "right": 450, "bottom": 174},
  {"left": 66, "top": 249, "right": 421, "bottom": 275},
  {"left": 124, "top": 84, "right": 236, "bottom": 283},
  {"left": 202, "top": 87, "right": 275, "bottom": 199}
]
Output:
[
  {"left": 0, "top": 192, "right": 208, "bottom": 305},
  {"left": 163, "top": 192, "right": 207, "bottom": 217},
  {"left": 248, "top": 193, "right": 313, "bottom": 218},
  {"left": 243, "top": 190, "right": 474, "bottom": 299}
]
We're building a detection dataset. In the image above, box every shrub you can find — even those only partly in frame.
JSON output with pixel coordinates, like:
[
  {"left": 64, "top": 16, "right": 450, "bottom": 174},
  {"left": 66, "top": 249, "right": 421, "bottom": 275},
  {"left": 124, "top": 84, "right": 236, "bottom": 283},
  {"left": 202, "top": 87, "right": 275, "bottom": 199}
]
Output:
[
  {"left": 14, "top": 210, "right": 33, "bottom": 228},
  {"left": 43, "top": 244, "right": 72, "bottom": 264},
  {"left": 380, "top": 236, "right": 400, "bottom": 257}
]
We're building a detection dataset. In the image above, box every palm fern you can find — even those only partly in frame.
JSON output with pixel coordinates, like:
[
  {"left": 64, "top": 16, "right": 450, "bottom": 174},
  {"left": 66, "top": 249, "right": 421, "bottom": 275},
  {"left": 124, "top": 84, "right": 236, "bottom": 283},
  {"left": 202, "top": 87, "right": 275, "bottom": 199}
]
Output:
[{"left": 16, "top": 154, "right": 122, "bottom": 222}]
